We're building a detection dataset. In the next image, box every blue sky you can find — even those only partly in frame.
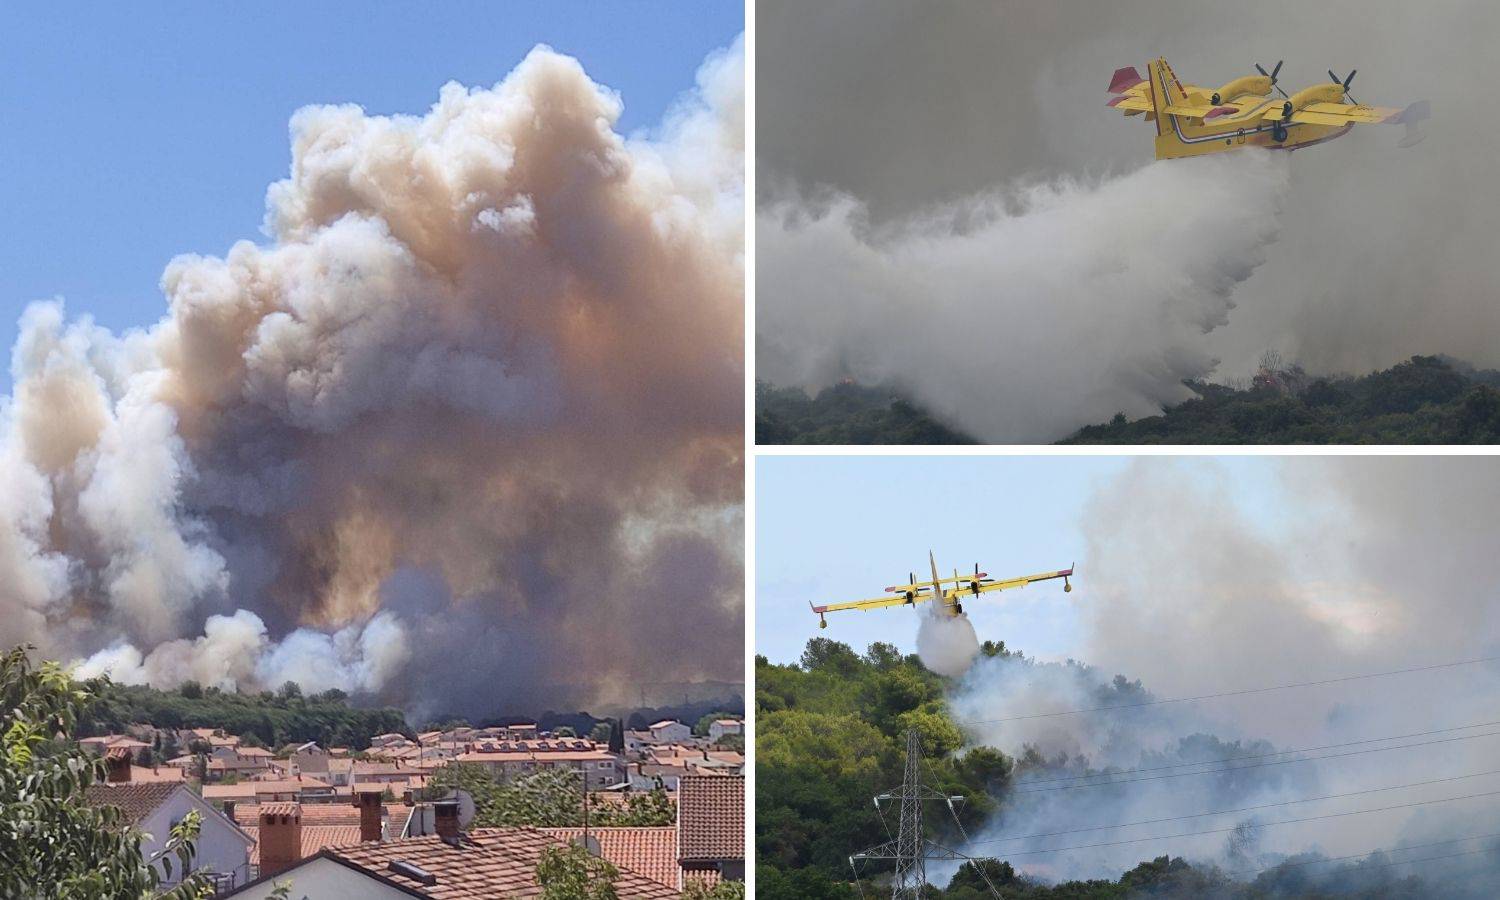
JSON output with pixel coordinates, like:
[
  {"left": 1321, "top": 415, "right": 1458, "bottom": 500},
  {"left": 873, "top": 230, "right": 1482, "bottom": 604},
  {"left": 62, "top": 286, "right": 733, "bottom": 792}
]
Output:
[
  {"left": 0, "top": 2, "right": 742, "bottom": 391},
  {"left": 755, "top": 455, "right": 1285, "bottom": 665}
]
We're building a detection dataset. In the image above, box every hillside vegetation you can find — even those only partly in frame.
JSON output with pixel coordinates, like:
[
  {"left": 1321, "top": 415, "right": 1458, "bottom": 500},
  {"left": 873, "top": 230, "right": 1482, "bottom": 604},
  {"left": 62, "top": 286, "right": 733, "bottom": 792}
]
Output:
[
  {"left": 756, "top": 639, "right": 1484, "bottom": 899},
  {"left": 756, "top": 357, "right": 1500, "bottom": 445},
  {"left": 81, "top": 681, "right": 410, "bottom": 751}
]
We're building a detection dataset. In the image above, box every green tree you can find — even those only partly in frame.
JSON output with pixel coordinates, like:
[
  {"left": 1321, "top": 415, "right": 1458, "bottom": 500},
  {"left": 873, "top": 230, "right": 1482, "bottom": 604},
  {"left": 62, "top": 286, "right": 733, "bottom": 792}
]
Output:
[
  {"left": 683, "top": 879, "right": 746, "bottom": 899},
  {"left": 0, "top": 645, "right": 211, "bottom": 899},
  {"left": 535, "top": 844, "right": 619, "bottom": 899}
]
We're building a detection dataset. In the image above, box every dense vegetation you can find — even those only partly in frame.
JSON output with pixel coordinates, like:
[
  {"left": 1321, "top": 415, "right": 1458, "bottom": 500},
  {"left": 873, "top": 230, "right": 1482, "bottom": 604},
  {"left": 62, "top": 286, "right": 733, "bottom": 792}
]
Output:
[
  {"left": 80, "top": 680, "right": 410, "bottom": 751},
  {"left": 1, "top": 646, "right": 213, "bottom": 898},
  {"left": 428, "top": 765, "right": 676, "bottom": 827},
  {"left": 756, "top": 638, "right": 1491, "bottom": 899},
  {"left": 1066, "top": 356, "right": 1500, "bottom": 444},
  {"left": 756, "top": 381, "right": 975, "bottom": 444},
  {"left": 757, "top": 357, "right": 1500, "bottom": 445}
]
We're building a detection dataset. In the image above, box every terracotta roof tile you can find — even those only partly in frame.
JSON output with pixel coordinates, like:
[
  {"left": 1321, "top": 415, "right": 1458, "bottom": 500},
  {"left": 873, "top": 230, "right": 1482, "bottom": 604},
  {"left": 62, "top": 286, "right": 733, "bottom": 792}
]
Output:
[
  {"left": 324, "top": 827, "right": 679, "bottom": 898},
  {"left": 242, "top": 824, "right": 364, "bottom": 866},
  {"left": 677, "top": 776, "right": 743, "bottom": 862},
  {"left": 542, "top": 827, "right": 678, "bottom": 889},
  {"left": 83, "top": 782, "right": 182, "bottom": 825}
]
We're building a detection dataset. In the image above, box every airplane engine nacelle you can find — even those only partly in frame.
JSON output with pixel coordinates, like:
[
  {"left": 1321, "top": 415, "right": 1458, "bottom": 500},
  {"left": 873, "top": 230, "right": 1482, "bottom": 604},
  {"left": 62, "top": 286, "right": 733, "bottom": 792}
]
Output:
[
  {"left": 1287, "top": 84, "right": 1343, "bottom": 114},
  {"left": 1213, "top": 74, "right": 1272, "bottom": 105}
]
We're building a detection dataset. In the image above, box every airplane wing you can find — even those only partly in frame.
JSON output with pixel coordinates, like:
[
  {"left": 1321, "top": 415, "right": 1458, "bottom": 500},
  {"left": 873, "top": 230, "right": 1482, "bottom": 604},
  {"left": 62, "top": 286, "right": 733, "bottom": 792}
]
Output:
[
  {"left": 812, "top": 592, "right": 937, "bottom": 615},
  {"left": 970, "top": 566, "right": 1073, "bottom": 596},
  {"left": 1261, "top": 101, "right": 1415, "bottom": 127}
]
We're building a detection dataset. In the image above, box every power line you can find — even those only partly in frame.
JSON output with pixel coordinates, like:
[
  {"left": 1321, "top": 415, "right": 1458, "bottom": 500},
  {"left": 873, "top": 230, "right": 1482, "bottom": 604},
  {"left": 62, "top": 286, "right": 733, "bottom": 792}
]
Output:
[
  {"left": 976, "top": 767, "right": 1500, "bottom": 846},
  {"left": 968, "top": 787, "right": 1500, "bottom": 857},
  {"left": 1014, "top": 719, "right": 1500, "bottom": 788},
  {"left": 1011, "top": 726, "right": 1500, "bottom": 794},
  {"left": 954, "top": 655, "right": 1500, "bottom": 726},
  {"left": 1226, "top": 829, "right": 1500, "bottom": 878}
]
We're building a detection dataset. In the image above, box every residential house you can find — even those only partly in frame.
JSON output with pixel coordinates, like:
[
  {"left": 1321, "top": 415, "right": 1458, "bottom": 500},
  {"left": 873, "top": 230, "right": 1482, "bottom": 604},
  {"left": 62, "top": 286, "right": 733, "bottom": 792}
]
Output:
[
  {"left": 453, "top": 739, "right": 625, "bottom": 791},
  {"left": 646, "top": 720, "right": 692, "bottom": 744},
  {"left": 706, "top": 719, "right": 742, "bottom": 742},
  {"left": 677, "top": 775, "right": 744, "bottom": 889},
  {"left": 84, "top": 754, "right": 255, "bottom": 892}
]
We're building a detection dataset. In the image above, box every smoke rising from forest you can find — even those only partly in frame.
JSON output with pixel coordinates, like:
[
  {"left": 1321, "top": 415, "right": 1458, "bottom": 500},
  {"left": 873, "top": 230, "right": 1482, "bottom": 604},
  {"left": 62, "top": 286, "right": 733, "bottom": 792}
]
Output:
[
  {"left": 757, "top": 0, "right": 1500, "bottom": 441},
  {"left": 946, "top": 458, "right": 1500, "bottom": 886},
  {"left": 3, "top": 37, "right": 745, "bottom": 718}
]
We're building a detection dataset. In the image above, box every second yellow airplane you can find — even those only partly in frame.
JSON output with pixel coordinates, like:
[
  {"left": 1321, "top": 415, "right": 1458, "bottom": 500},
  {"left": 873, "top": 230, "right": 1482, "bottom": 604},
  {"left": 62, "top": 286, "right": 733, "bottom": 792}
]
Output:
[
  {"left": 810, "top": 551, "right": 1073, "bottom": 629},
  {"left": 1109, "top": 57, "right": 1429, "bottom": 160}
]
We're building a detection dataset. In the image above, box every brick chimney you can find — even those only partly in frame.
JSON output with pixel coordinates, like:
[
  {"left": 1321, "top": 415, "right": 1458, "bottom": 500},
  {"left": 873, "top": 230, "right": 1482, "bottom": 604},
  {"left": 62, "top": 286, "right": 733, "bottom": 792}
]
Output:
[
  {"left": 258, "top": 804, "right": 302, "bottom": 876},
  {"left": 433, "top": 798, "right": 460, "bottom": 841},
  {"left": 355, "top": 790, "right": 383, "bottom": 843},
  {"left": 104, "top": 748, "right": 131, "bottom": 783}
]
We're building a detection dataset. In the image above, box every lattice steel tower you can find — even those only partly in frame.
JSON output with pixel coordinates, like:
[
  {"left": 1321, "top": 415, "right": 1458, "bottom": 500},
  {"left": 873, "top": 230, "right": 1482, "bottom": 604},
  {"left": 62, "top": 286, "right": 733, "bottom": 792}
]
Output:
[{"left": 850, "top": 729, "right": 1002, "bottom": 899}]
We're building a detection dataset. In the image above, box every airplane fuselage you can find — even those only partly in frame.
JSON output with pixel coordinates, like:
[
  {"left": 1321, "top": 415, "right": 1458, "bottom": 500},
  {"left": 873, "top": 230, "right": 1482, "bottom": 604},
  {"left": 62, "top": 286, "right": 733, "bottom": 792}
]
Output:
[{"left": 1153, "top": 94, "right": 1353, "bottom": 160}]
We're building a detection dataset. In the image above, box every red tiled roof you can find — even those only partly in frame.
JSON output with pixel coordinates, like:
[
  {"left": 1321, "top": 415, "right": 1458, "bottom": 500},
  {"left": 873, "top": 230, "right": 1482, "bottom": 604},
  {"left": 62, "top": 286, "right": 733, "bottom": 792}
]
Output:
[
  {"left": 542, "top": 827, "right": 678, "bottom": 889},
  {"left": 232, "top": 802, "right": 407, "bottom": 828},
  {"left": 677, "top": 776, "right": 743, "bottom": 862},
  {"left": 242, "top": 824, "right": 363, "bottom": 866},
  {"left": 322, "top": 828, "right": 679, "bottom": 898},
  {"left": 83, "top": 782, "right": 182, "bottom": 825}
]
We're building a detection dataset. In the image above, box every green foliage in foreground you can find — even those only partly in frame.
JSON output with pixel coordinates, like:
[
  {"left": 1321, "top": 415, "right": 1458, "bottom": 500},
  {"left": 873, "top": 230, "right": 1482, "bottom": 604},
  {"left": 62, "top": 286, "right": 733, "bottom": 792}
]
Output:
[
  {"left": 756, "top": 381, "right": 976, "bottom": 444},
  {"left": 1066, "top": 355, "right": 1500, "bottom": 444},
  {"left": 536, "top": 844, "right": 620, "bottom": 900},
  {"left": 81, "top": 679, "right": 409, "bottom": 751},
  {"left": 428, "top": 764, "right": 675, "bottom": 827},
  {"left": 756, "top": 640, "right": 1012, "bottom": 880},
  {"left": 0, "top": 646, "right": 211, "bottom": 899}
]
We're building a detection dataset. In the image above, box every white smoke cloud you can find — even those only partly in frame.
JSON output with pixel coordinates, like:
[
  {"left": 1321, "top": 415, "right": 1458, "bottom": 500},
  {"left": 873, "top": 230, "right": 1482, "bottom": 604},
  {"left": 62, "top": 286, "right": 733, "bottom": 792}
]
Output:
[
  {"left": 917, "top": 610, "right": 981, "bottom": 678},
  {"left": 4, "top": 37, "right": 745, "bottom": 711},
  {"left": 758, "top": 152, "right": 1289, "bottom": 442},
  {"left": 947, "top": 458, "right": 1500, "bottom": 883},
  {"left": 757, "top": 0, "right": 1500, "bottom": 438}
]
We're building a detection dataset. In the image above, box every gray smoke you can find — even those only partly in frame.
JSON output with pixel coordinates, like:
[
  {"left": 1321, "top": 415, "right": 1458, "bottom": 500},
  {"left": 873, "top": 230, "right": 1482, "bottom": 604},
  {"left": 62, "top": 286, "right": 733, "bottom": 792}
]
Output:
[
  {"left": 948, "top": 457, "right": 1500, "bottom": 885},
  {"left": 757, "top": 0, "right": 1500, "bottom": 439},
  {"left": 3, "top": 37, "right": 745, "bottom": 719}
]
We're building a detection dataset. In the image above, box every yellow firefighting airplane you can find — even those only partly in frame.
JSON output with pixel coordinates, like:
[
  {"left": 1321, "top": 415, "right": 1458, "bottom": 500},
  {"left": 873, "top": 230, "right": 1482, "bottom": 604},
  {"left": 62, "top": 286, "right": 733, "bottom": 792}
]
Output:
[
  {"left": 1108, "top": 57, "right": 1429, "bottom": 160},
  {"left": 810, "top": 552, "right": 1073, "bottom": 629}
]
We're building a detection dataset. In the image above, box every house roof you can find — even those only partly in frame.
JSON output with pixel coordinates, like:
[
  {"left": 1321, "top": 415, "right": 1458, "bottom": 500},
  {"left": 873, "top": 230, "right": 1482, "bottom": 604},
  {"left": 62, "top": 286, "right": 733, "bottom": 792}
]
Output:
[
  {"left": 242, "top": 824, "right": 364, "bottom": 866},
  {"left": 542, "top": 827, "right": 678, "bottom": 889},
  {"left": 83, "top": 781, "right": 183, "bottom": 824},
  {"left": 677, "top": 776, "right": 743, "bottom": 862},
  {"left": 314, "top": 828, "right": 680, "bottom": 898},
  {"left": 648, "top": 721, "right": 681, "bottom": 730}
]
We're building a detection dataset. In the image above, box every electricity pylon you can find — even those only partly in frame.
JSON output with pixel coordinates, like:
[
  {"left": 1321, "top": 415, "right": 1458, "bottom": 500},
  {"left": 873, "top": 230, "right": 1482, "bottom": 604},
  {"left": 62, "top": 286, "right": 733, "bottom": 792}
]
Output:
[{"left": 850, "top": 729, "right": 1003, "bottom": 899}]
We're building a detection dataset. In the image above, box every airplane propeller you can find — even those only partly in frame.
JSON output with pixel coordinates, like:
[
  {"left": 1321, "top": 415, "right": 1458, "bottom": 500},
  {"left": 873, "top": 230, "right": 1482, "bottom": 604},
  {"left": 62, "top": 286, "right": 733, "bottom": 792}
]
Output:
[
  {"left": 1256, "top": 60, "right": 1290, "bottom": 99},
  {"left": 1329, "top": 69, "right": 1358, "bottom": 104}
]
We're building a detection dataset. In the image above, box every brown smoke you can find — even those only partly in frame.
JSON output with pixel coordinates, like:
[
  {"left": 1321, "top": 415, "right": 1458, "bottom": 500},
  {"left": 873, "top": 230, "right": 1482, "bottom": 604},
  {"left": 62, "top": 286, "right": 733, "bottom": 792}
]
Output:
[{"left": 2, "top": 38, "right": 745, "bottom": 717}]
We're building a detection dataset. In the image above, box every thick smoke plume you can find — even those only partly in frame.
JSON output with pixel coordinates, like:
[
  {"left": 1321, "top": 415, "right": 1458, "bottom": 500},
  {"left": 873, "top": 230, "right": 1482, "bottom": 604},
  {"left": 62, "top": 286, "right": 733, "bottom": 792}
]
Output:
[
  {"left": 1, "top": 38, "right": 745, "bottom": 718},
  {"left": 758, "top": 0, "right": 1500, "bottom": 439},
  {"left": 948, "top": 458, "right": 1500, "bottom": 886},
  {"left": 916, "top": 609, "right": 980, "bottom": 678},
  {"left": 759, "top": 154, "right": 1287, "bottom": 442}
]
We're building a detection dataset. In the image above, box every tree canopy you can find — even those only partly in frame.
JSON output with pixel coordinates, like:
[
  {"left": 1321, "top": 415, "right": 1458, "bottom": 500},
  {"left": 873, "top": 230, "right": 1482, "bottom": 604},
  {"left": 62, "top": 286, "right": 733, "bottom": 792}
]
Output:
[{"left": 0, "top": 645, "right": 211, "bottom": 899}]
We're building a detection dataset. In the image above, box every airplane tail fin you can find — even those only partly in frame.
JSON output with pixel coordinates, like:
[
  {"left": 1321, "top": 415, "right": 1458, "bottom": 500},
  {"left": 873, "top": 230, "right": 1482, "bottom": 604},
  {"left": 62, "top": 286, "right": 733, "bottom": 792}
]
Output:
[{"left": 1145, "top": 57, "right": 1190, "bottom": 121}]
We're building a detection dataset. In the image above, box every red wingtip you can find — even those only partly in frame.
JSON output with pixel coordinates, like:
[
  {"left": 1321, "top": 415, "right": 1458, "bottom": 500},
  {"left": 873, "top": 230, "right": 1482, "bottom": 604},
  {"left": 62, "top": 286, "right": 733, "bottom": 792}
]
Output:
[{"left": 1108, "top": 66, "right": 1143, "bottom": 94}]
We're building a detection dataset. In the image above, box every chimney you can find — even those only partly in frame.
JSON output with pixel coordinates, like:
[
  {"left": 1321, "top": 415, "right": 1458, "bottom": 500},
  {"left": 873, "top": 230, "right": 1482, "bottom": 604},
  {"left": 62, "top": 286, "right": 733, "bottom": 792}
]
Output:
[
  {"left": 433, "top": 799, "right": 461, "bottom": 841},
  {"left": 104, "top": 748, "right": 132, "bottom": 783},
  {"left": 355, "top": 790, "right": 384, "bottom": 843},
  {"left": 258, "top": 804, "right": 303, "bottom": 876}
]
